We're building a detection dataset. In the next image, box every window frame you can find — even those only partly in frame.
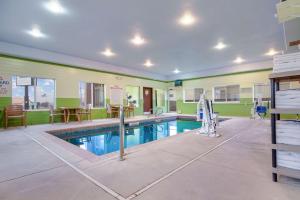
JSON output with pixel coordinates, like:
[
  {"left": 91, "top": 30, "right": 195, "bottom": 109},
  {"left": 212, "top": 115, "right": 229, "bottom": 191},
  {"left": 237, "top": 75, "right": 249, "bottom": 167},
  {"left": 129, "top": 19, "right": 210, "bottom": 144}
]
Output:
[
  {"left": 183, "top": 88, "right": 204, "bottom": 103},
  {"left": 11, "top": 76, "right": 56, "bottom": 110},
  {"left": 252, "top": 82, "right": 292, "bottom": 103},
  {"left": 155, "top": 89, "right": 167, "bottom": 107},
  {"left": 213, "top": 85, "right": 240, "bottom": 104},
  {"left": 252, "top": 83, "right": 271, "bottom": 102},
  {"left": 79, "top": 81, "right": 106, "bottom": 109}
]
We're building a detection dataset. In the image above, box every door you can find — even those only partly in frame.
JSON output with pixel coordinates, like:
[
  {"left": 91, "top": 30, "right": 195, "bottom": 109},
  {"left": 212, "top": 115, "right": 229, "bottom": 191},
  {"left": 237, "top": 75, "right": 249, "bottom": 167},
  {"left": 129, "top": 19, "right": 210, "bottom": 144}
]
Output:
[
  {"left": 143, "top": 87, "right": 153, "bottom": 114},
  {"left": 168, "top": 88, "right": 177, "bottom": 112}
]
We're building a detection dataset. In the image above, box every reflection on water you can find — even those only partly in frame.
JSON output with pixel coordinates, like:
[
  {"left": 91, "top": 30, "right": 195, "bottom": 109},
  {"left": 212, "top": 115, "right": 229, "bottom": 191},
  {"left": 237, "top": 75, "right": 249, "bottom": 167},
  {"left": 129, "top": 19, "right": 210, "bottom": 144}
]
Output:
[{"left": 66, "top": 120, "right": 201, "bottom": 156}]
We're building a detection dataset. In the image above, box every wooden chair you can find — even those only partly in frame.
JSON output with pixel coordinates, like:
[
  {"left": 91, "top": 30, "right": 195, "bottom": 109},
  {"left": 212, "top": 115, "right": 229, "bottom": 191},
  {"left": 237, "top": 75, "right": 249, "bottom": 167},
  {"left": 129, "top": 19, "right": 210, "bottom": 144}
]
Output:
[
  {"left": 128, "top": 104, "right": 135, "bottom": 117},
  {"left": 4, "top": 105, "right": 27, "bottom": 128},
  {"left": 79, "top": 104, "right": 92, "bottom": 121},
  {"left": 111, "top": 106, "right": 120, "bottom": 118},
  {"left": 106, "top": 104, "right": 119, "bottom": 118},
  {"left": 106, "top": 104, "right": 112, "bottom": 118},
  {"left": 49, "top": 105, "right": 64, "bottom": 124}
]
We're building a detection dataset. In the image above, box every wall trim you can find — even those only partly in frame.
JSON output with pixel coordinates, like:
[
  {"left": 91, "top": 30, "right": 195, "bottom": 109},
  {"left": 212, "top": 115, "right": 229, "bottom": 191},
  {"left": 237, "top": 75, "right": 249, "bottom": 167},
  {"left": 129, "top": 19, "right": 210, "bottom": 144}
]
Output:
[
  {"left": 0, "top": 54, "right": 168, "bottom": 83},
  {"left": 167, "top": 68, "right": 272, "bottom": 83},
  {"left": 0, "top": 49, "right": 272, "bottom": 83}
]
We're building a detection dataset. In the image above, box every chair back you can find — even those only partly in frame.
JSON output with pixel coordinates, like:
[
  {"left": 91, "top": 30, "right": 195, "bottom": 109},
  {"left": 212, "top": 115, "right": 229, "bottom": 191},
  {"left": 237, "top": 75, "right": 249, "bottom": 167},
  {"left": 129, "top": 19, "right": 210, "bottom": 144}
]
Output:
[
  {"left": 106, "top": 104, "right": 112, "bottom": 114},
  {"left": 5, "top": 105, "right": 24, "bottom": 116},
  {"left": 87, "top": 103, "right": 92, "bottom": 110},
  {"left": 49, "top": 105, "right": 55, "bottom": 114}
]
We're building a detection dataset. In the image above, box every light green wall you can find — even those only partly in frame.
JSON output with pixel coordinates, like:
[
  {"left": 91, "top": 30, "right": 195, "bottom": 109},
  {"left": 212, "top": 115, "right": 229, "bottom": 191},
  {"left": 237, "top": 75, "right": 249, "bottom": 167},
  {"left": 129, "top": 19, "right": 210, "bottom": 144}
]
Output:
[
  {"left": 0, "top": 55, "right": 277, "bottom": 127},
  {"left": 171, "top": 70, "right": 273, "bottom": 117},
  {"left": 0, "top": 56, "right": 167, "bottom": 98},
  {"left": 0, "top": 56, "right": 168, "bottom": 126},
  {"left": 0, "top": 97, "right": 12, "bottom": 126}
]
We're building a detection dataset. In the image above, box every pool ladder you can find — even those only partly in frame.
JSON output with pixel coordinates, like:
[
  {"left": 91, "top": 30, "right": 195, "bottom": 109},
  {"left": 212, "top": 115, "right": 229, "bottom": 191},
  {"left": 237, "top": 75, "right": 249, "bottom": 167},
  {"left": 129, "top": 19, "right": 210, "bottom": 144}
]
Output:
[{"left": 154, "top": 107, "right": 164, "bottom": 117}]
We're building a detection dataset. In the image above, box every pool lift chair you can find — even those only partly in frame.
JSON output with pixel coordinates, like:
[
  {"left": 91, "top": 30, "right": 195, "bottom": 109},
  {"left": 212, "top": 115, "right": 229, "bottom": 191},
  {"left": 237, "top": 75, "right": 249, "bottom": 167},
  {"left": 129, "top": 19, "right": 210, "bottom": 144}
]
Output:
[
  {"left": 251, "top": 95, "right": 268, "bottom": 119},
  {"left": 196, "top": 92, "right": 220, "bottom": 137}
]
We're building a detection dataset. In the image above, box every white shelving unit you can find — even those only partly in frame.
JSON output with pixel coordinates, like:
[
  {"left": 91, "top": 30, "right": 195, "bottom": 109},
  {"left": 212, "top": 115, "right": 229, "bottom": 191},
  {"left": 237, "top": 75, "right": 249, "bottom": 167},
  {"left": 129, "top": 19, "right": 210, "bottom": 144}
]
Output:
[{"left": 270, "top": 54, "right": 300, "bottom": 182}]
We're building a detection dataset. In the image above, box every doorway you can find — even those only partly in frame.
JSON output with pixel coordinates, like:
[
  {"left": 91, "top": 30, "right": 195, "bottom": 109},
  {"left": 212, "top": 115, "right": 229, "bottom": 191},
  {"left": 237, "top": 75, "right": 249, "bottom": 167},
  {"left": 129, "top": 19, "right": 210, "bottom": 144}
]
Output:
[
  {"left": 143, "top": 87, "right": 153, "bottom": 114},
  {"left": 168, "top": 88, "right": 177, "bottom": 112}
]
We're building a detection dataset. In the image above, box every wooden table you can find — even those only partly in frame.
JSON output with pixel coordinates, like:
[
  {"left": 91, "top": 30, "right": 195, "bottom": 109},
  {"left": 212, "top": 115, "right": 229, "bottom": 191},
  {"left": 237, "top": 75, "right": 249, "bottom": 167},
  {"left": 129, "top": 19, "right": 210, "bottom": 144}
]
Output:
[
  {"left": 59, "top": 107, "right": 81, "bottom": 123},
  {"left": 110, "top": 105, "right": 134, "bottom": 118}
]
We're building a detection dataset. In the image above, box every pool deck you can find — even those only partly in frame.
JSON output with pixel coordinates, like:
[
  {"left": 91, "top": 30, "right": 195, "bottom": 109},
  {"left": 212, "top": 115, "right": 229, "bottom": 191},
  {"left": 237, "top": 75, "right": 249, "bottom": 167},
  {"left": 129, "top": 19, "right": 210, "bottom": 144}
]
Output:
[{"left": 1, "top": 115, "right": 300, "bottom": 200}]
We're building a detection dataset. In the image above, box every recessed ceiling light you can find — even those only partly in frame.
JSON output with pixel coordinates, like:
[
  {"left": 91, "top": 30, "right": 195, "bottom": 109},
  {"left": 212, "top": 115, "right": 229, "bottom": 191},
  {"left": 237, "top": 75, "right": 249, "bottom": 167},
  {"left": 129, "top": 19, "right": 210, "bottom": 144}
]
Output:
[
  {"left": 178, "top": 11, "right": 196, "bottom": 26},
  {"left": 173, "top": 69, "right": 181, "bottom": 74},
  {"left": 144, "top": 59, "right": 154, "bottom": 67},
  {"left": 233, "top": 57, "right": 245, "bottom": 64},
  {"left": 130, "top": 34, "right": 146, "bottom": 46},
  {"left": 265, "top": 48, "right": 280, "bottom": 56},
  {"left": 44, "top": 0, "right": 66, "bottom": 14},
  {"left": 214, "top": 42, "right": 227, "bottom": 50},
  {"left": 26, "top": 26, "right": 46, "bottom": 38},
  {"left": 101, "top": 48, "right": 116, "bottom": 57}
]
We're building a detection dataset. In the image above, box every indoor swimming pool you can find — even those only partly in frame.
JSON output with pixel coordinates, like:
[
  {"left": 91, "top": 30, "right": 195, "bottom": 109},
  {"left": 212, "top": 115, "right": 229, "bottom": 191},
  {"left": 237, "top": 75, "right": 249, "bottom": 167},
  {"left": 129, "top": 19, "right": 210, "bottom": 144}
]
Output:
[{"left": 56, "top": 119, "right": 202, "bottom": 156}]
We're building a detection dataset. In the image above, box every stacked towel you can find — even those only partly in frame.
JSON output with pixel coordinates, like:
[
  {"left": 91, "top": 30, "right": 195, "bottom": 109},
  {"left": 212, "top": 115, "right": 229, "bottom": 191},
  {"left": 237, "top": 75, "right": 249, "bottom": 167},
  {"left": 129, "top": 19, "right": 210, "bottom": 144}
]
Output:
[
  {"left": 277, "top": 150, "right": 300, "bottom": 170},
  {"left": 275, "top": 89, "right": 300, "bottom": 108},
  {"left": 277, "top": 120, "right": 300, "bottom": 145},
  {"left": 273, "top": 52, "right": 300, "bottom": 73}
]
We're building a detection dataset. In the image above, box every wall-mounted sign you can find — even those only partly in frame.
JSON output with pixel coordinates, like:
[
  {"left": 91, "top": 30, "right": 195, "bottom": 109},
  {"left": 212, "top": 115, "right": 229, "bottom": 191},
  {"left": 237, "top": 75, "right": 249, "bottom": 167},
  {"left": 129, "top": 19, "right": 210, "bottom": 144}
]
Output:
[
  {"left": 110, "top": 85, "right": 123, "bottom": 105},
  {"left": 0, "top": 76, "right": 10, "bottom": 96},
  {"left": 16, "top": 76, "right": 33, "bottom": 86}
]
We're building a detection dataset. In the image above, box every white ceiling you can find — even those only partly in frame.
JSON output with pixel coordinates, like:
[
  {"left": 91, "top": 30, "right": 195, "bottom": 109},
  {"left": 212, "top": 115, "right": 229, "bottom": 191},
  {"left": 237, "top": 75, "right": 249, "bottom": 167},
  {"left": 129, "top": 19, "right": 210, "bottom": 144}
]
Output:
[{"left": 0, "top": 0, "right": 284, "bottom": 80}]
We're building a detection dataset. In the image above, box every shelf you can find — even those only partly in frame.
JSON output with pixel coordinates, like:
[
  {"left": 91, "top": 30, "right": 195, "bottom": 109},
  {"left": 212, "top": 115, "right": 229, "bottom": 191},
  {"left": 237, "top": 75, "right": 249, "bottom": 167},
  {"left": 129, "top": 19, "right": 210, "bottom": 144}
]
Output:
[
  {"left": 269, "top": 70, "right": 300, "bottom": 80},
  {"left": 272, "top": 144, "right": 300, "bottom": 152},
  {"left": 270, "top": 108, "right": 300, "bottom": 114},
  {"left": 273, "top": 166, "right": 300, "bottom": 179}
]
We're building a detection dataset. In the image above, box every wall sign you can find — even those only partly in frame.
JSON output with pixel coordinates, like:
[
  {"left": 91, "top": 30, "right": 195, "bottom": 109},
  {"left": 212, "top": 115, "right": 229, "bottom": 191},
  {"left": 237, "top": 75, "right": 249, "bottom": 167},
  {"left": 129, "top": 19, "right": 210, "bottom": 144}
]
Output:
[
  {"left": 0, "top": 76, "right": 10, "bottom": 96},
  {"left": 110, "top": 85, "right": 123, "bottom": 105},
  {"left": 16, "top": 76, "right": 33, "bottom": 86}
]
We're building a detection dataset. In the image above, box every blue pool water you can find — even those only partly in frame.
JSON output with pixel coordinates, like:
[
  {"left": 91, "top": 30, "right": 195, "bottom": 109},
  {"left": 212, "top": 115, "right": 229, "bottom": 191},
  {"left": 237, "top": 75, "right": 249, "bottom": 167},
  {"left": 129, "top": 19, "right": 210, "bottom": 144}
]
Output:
[{"left": 59, "top": 119, "right": 202, "bottom": 156}]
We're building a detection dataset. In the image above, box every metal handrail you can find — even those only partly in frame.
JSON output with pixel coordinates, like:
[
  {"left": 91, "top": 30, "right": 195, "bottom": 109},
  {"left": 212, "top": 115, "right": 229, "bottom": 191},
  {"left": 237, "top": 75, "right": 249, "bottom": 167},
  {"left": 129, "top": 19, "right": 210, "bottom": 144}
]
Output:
[
  {"left": 119, "top": 105, "right": 125, "bottom": 161},
  {"left": 154, "top": 107, "right": 164, "bottom": 117}
]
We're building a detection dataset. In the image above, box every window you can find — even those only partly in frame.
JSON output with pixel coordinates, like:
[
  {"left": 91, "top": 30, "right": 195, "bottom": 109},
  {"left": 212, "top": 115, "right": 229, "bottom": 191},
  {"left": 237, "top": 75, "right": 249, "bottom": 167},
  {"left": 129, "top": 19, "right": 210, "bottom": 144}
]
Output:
[
  {"left": 253, "top": 84, "right": 270, "bottom": 101},
  {"left": 79, "top": 82, "right": 105, "bottom": 108},
  {"left": 125, "top": 86, "right": 139, "bottom": 107},
  {"left": 12, "top": 76, "right": 55, "bottom": 110},
  {"left": 155, "top": 89, "right": 166, "bottom": 107},
  {"left": 253, "top": 82, "right": 294, "bottom": 102},
  {"left": 184, "top": 88, "right": 203, "bottom": 103},
  {"left": 214, "top": 85, "right": 240, "bottom": 102}
]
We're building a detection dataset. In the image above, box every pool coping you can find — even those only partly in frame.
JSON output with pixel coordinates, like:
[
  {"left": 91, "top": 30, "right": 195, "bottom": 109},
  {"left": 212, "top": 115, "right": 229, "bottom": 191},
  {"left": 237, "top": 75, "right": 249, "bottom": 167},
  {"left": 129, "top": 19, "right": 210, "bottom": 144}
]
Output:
[
  {"left": 39, "top": 114, "right": 229, "bottom": 165},
  {"left": 46, "top": 115, "right": 193, "bottom": 135},
  {"left": 1, "top": 113, "right": 230, "bottom": 170},
  {"left": 43, "top": 114, "right": 201, "bottom": 162}
]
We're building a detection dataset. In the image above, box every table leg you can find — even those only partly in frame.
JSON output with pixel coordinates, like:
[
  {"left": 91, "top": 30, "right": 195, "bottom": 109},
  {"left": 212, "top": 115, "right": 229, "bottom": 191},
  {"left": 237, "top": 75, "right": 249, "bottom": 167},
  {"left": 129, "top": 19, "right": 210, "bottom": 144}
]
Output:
[
  {"left": 63, "top": 110, "right": 67, "bottom": 123},
  {"left": 77, "top": 109, "right": 81, "bottom": 122},
  {"left": 67, "top": 109, "right": 70, "bottom": 123}
]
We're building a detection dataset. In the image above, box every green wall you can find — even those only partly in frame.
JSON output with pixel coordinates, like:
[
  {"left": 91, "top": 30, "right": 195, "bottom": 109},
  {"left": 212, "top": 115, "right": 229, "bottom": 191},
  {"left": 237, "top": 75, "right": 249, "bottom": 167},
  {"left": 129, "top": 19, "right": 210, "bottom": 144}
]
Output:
[
  {"left": 0, "top": 97, "right": 12, "bottom": 126},
  {"left": 176, "top": 98, "right": 254, "bottom": 117},
  {"left": 0, "top": 96, "right": 50, "bottom": 126},
  {"left": 56, "top": 98, "right": 80, "bottom": 107},
  {"left": 0, "top": 55, "right": 168, "bottom": 127},
  {"left": 1, "top": 55, "right": 287, "bottom": 127}
]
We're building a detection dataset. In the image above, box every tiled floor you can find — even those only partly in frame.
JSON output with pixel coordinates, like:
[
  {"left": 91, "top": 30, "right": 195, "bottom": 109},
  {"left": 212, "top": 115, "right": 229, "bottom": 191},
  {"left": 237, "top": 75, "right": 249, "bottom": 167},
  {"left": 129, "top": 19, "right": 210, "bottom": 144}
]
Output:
[{"left": 0, "top": 115, "right": 299, "bottom": 200}]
